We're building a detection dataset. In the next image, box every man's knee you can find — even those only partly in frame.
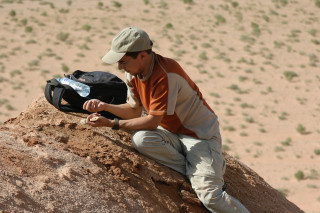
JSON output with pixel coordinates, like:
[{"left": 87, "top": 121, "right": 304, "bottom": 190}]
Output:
[
  {"left": 131, "top": 130, "right": 146, "bottom": 151},
  {"left": 131, "top": 130, "right": 164, "bottom": 152}
]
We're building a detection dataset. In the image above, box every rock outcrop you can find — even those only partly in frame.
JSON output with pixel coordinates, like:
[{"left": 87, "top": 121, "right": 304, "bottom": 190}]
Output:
[{"left": 0, "top": 97, "right": 304, "bottom": 212}]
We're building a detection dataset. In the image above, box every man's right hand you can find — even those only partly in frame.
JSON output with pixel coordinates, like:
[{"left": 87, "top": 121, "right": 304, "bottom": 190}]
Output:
[{"left": 83, "top": 99, "right": 106, "bottom": 113}]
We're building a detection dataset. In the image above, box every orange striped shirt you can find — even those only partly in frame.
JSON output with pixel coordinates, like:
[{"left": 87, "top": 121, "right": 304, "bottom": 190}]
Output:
[{"left": 125, "top": 53, "right": 219, "bottom": 139}]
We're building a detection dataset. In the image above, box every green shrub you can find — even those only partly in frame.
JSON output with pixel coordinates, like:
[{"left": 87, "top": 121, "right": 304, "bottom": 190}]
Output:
[
  {"left": 199, "top": 51, "right": 208, "bottom": 60},
  {"left": 308, "top": 29, "right": 317, "bottom": 37},
  {"left": 20, "top": 18, "right": 28, "bottom": 26},
  {"left": 6, "top": 104, "right": 15, "bottom": 111},
  {"left": 10, "top": 69, "right": 21, "bottom": 77},
  {"left": 231, "top": 1, "right": 239, "bottom": 8},
  {"left": 113, "top": 1, "right": 122, "bottom": 8},
  {"left": 296, "top": 124, "right": 306, "bottom": 134},
  {"left": 280, "top": 0, "right": 288, "bottom": 6},
  {"left": 166, "top": 23, "right": 173, "bottom": 29},
  {"left": 59, "top": 8, "right": 69, "bottom": 13},
  {"left": 283, "top": 71, "right": 298, "bottom": 81},
  {"left": 251, "top": 22, "right": 261, "bottom": 37},
  {"left": 97, "top": 2, "right": 103, "bottom": 8},
  {"left": 9, "top": 10, "right": 16, "bottom": 17},
  {"left": 294, "top": 170, "right": 305, "bottom": 181},
  {"left": 25, "top": 26, "right": 33, "bottom": 33},
  {"left": 281, "top": 137, "right": 291, "bottom": 146},
  {"left": 62, "top": 64, "right": 69, "bottom": 72},
  {"left": 215, "top": 14, "right": 226, "bottom": 25},
  {"left": 278, "top": 188, "right": 289, "bottom": 197},
  {"left": 56, "top": 32, "right": 70, "bottom": 42},
  {"left": 82, "top": 24, "right": 91, "bottom": 31}
]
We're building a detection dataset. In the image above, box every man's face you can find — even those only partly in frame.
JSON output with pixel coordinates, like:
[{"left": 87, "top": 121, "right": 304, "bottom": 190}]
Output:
[{"left": 118, "top": 55, "right": 142, "bottom": 76}]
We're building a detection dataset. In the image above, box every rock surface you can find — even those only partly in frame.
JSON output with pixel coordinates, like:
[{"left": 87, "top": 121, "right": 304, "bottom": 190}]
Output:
[{"left": 0, "top": 97, "right": 304, "bottom": 213}]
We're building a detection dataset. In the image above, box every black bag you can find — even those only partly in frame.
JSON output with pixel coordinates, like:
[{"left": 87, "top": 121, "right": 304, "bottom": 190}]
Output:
[{"left": 44, "top": 70, "right": 127, "bottom": 119}]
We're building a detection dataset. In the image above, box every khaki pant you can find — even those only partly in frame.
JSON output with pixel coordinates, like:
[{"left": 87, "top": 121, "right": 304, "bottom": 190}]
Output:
[{"left": 132, "top": 127, "right": 250, "bottom": 213}]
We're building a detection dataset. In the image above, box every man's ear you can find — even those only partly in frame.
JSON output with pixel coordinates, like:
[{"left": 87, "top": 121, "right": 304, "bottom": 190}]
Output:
[{"left": 138, "top": 51, "right": 147, "bottom": 60}]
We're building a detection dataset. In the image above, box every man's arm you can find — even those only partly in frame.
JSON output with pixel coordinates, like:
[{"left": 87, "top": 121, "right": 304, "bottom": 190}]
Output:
[
  {"left": 86, "top": 113, "right": 163, "bottom": 130},
  {"left": 83, "top": 99, "right": 142, "bottom": 119}
]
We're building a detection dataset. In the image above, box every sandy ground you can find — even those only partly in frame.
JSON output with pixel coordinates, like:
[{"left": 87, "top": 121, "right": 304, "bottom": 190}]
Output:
[{"left": 0, "top": 0, "right": 319, "bottom": 212}]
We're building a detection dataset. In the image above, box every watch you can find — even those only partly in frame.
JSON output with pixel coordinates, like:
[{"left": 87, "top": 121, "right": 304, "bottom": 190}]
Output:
[{"left": 112, "top": 118, "right": 120, "bottom": 130}]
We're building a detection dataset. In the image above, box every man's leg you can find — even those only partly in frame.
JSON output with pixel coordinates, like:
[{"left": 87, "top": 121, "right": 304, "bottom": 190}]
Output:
[
  {"left": 180, "top": 135, "right": 250, "bottom": 213},
  {"left": 131, "top": 127, "right": 186, "bottom": 175}
]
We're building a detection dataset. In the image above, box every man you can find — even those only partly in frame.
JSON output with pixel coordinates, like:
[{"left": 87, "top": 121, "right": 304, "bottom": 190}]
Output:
[{"left": 83, "top": 26, "right": 250, "bottom": 213}]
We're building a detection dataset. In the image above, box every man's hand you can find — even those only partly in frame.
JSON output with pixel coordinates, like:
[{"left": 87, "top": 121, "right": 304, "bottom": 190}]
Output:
[
  {"left": 86, "top": 113, "right": 113, "bottom": 127},
  {"left": 83, "top": 99, "right": 106, "bottom": 113}
]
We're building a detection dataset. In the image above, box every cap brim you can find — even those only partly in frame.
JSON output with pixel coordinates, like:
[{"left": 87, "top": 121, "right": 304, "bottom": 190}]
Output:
[{"left": 101, "top": 50, "right": 125, "bottom": 64}]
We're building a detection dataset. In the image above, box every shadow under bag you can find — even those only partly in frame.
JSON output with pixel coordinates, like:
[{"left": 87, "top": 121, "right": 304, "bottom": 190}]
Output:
[{"left": 44, "top": 70, "right": 127, "bottom": 119}]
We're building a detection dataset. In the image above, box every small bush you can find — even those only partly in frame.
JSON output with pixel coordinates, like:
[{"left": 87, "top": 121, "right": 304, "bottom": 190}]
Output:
[
  {"left": 97, "top": 2, "right": 103, "bottom": 8},
  {"left": 9, "top": 10, "right": 16, "bottom": 17},
  {"left": 113, "top": 1, "right": 122, "bottom": 8},
  {"left": 296, "top": 124, "right": 306, "bottom": 134},
  {"left": 231, "top": 1, "right": 239, "bottom": 8},
  {"left": 6, "top": 104, "right": 15, "bottom": 111},
  {"left": 59, "top": 8, "right": 69, "bottom": 13},
  {"left": 294, "top": 170, "right": 305, "bottom": 181},
  {"left": 283, "top": 71, "right": 298, "bottom": 81},
  {"left": 199, "top": 51, "right": 208, "bottom": 60},
  {"left": 215, "top": 14, "right": 226, "bottom": 25},
  {"left": 183, "top": 0, "right": 193, "bottom": 4},
  {"left": 10, "top": 69, "right": 21, "bottom": 77},
  {"left": 281, "top": 137, "right": 292, "bottom": 146},
  {"left": 308, "top": 29, "right": 317, "bottom": 37},
  {"left": 280, "top": 0, "right": 288, "bottom": 6},
  {"left": 251, "top": 22, "right": 261, "bottom": 37},
  {"left": 166, "top": 23, "right": 173, "bottom": 29},
  {"left": 25, "top": 26, "right": 33, "bottom": 33},
  {"left": 20, "top": 18, "right": 28, "bottom": 26},
  {"left": 62, "top": 64, "right": 69, "bottom": 73},
  {"left": 56, "top": 32, "right": 70, "bottom": 42},
  {"left": 28, "top": 60, "right": 39, "bottom": 67},
  {"left": 223, "top": 126, "right": 236, "bottom": 131},
  {"left": 278, "top": 188, "right": 289, "bottom": 197},
  {"left": 82, "top": 24, "right": 91, "bottom": 31}
]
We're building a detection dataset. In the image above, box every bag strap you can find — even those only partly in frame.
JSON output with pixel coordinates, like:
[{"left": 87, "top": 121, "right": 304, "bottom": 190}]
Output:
[
  {"left": 52, "top": 87, "right": 86, "bottom": 113},
  {"left": 44, "top": 79, "right": 86, "bottom": 113},
  {"left": 44, "top": 79, "right": 59, "bottom": 105}
]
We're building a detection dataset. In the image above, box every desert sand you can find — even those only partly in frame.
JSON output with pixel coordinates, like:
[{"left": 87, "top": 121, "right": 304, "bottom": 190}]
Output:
[{"left": 0, "top": 0, "right": 319, "bottom": 212}]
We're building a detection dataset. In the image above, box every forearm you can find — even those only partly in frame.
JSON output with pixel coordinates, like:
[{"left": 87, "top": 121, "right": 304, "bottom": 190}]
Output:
[
  {"left": 118, "top": 115, "right": 160, "bottom": 130},
  {"left": 86, "top": 113, "right": 163, "bottom": 131},
  {"left": 103, "top": 102, "right": 142, "bottom": 120}
]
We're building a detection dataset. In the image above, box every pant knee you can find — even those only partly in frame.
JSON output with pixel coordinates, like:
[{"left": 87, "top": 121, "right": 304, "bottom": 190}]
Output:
[
  {"left": 131, "top": 130, "right": 164, "bottom": 151},
  {"left": 131, "top": 130, "right": 146, "bottom": 151}
]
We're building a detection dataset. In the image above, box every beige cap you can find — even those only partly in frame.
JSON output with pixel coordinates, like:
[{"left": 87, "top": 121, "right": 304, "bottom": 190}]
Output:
[{"left": 102, "top": 27, "right": 152, "bottom": 64}]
